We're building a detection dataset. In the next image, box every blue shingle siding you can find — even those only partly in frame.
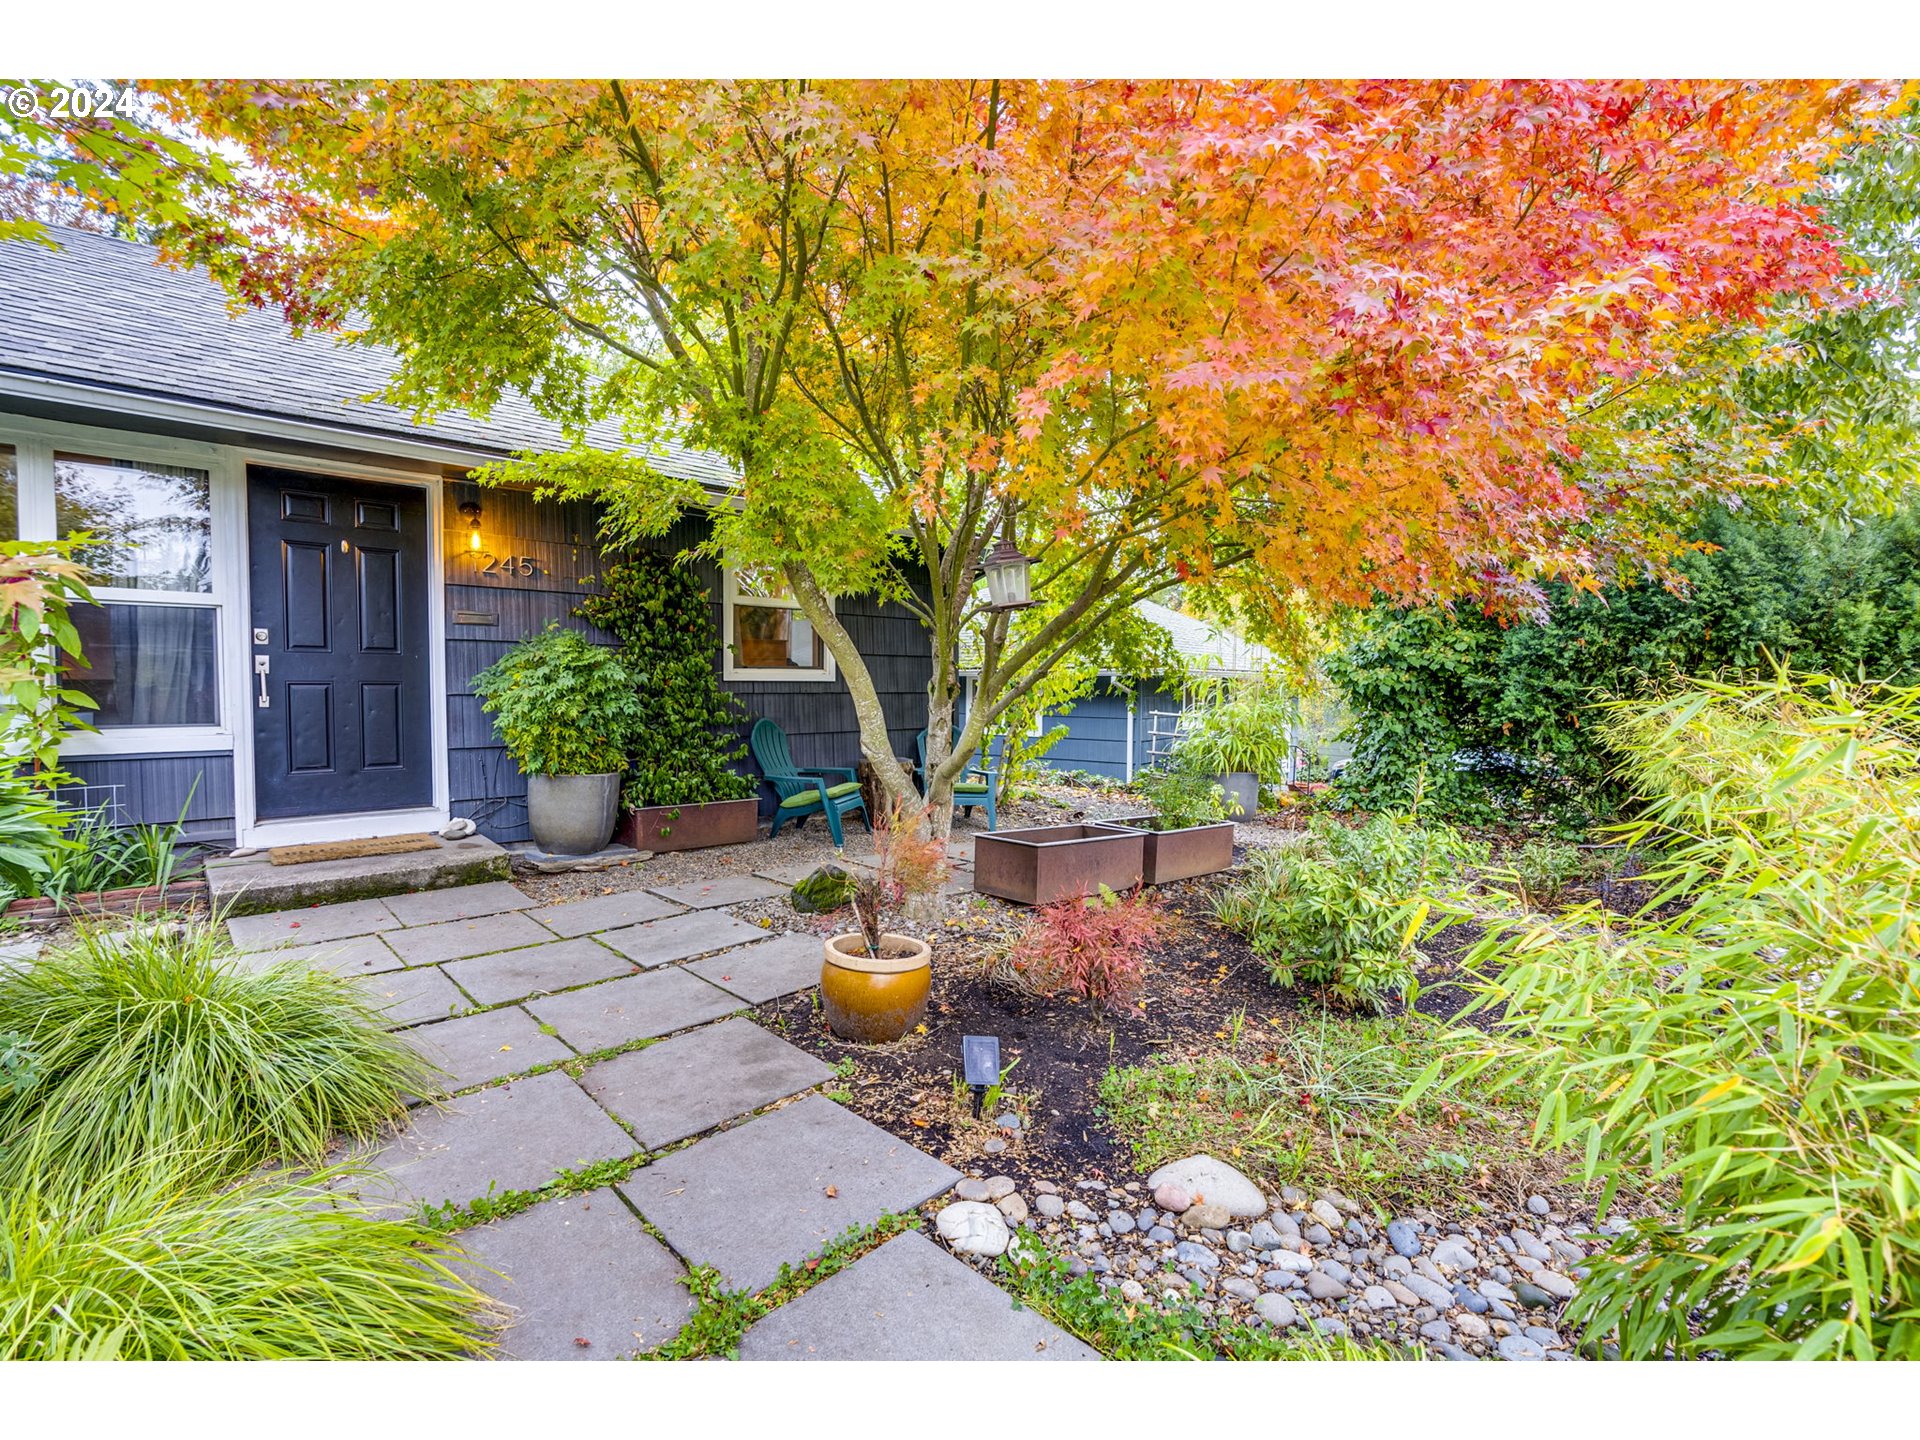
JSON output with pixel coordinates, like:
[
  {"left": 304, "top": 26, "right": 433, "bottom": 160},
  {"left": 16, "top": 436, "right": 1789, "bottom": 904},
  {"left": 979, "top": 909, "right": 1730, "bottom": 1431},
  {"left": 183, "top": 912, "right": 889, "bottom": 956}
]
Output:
[
  {"left": 56, "top": 752, "right": 236, "bottom": 844},
  {"left": 1038, "top": 682, "right": 1133, "bottom": 781},
  {"left": 443, "top": 488, "right": 934, "bottom": 841}
]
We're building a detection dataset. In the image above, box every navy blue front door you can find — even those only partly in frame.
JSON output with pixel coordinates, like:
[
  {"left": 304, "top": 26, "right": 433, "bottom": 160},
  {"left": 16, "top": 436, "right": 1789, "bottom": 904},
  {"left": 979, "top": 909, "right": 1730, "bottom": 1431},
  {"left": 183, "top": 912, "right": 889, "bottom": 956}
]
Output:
[{"left": 247, "top": 467, "right": 432, "bottom": 821}]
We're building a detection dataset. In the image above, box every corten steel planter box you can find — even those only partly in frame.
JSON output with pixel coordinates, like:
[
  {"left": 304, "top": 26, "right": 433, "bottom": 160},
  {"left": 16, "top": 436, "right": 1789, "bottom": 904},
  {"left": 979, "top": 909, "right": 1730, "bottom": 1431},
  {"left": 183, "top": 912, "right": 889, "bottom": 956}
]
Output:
[
  {"left": 971, "top": 823, "right": 1146, "bottom": 906},
  {"left": 1095, "top": 815, "right": 1237, "bottom": 886},
  {"left": 615, "top": 797, "right": 759, "bottom": 853}
]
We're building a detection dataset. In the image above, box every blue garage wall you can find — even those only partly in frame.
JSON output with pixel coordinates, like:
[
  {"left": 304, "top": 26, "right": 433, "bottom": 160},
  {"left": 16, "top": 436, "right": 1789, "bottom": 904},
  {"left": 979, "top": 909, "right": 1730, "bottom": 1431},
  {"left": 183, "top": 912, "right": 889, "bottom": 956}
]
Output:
[{"left": 1035, "top": 678, "right": 1133, "bottom": 781}]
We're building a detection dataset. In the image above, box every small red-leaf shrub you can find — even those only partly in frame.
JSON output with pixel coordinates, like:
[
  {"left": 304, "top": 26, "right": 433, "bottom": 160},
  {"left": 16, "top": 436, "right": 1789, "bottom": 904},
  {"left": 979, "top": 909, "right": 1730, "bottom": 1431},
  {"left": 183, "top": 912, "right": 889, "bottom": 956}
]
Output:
[{"left": 1013, "top": 887, "right": 1168, "bottom": 1014}]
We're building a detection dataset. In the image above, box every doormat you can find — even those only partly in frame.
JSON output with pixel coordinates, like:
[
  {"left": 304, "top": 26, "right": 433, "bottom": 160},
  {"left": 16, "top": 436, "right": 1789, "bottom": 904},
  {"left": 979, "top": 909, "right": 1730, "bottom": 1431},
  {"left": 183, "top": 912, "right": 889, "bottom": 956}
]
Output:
[{"left": 267, "top": 834, "right": 439, "bottom": 866}]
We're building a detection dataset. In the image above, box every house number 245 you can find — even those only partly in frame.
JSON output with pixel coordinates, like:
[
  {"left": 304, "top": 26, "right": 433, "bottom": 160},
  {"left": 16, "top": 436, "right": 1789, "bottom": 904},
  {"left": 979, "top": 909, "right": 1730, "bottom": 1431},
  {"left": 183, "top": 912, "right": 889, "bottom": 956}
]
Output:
[{"left": 482, "top": 555, "right": 541, "bottom": 579}]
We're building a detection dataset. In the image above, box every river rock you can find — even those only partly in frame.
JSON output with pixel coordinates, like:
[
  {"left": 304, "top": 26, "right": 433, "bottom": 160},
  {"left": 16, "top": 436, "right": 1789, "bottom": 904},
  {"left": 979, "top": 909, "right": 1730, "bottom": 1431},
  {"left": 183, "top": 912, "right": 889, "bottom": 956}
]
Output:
[
  {"left": 1174, "top": 1240, "right": 1221, "bottom": 1271},
  {"left": 1386, "top": 1220, "right": 1422, "bottom": 1258},
  {"left": 1182, "top": 1202, "right": 1232, "bottom": 1231},
  {"left": 936, "top": 1201, "right": 1011, "bottom": 1258},
  {"left": 1532, "top": 1270, "right": 1578, "bottom": 1300},
  {"left": 996, "top": 1193, "right": 1029, "bottom": 1224},
  {"left": 1402, "top": 1274, "right": 1454, "bottom": 1309},
  {"left": 1146, "top": 1154, "right": 1267, "bottom": 1217},
  {"left": 1305, "top": 1270, "right": 1349, "bottom": 1301},
  {"left": 1512, "top": 1280, "right": 1557, "bottom": 1310},
  {"left": 1361, "top": 1285, "right": 1399, "bottom": 1311},
  {"left": 1431, "top": 1239, "right": 1479, "bottom": 1270},
  {"left": 1035, "top": 1193, "right": 1065, "bottom": 1220},
  {"left": 1498, "top": 1334, "right": 1547, "bottom": 1361},
  {"left": 1152, "top": 1182, "right": 1191, "bottom": 1213},
  {"left": 1255, "top": 1293, "right": 1298, "bottom": 1328},
  {"left": 1526, "top": 1195, "right": 1551, "bottom": 1217}
]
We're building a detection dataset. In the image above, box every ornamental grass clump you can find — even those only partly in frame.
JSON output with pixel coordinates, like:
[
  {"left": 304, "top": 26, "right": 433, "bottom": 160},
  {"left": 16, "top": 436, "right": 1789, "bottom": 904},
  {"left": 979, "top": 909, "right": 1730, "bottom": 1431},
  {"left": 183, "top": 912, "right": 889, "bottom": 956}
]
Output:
[
  {"left": 0, "top": 1147, "right": 496, "bottom": 1360},
  {"left": 0, "top": 920, "right": 437, "bottom": 1187},
  {"left": 1415, "top": 674, "right": 1920, "bottom": 1359}
]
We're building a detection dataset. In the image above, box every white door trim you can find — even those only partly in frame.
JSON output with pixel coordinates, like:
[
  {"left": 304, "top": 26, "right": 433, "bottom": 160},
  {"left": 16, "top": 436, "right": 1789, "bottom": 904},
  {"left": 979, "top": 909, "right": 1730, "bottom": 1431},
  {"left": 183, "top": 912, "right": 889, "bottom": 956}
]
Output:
[{"left": 232, "top": 452, "right": 450, "bottom": 847}]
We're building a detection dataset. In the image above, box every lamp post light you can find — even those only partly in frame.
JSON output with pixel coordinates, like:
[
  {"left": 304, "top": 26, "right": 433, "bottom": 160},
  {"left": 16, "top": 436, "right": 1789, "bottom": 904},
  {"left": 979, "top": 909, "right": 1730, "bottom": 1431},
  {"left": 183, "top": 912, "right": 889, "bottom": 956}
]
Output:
[{"left": 981, "top": 537, "right": 1034, "bottom": 611}]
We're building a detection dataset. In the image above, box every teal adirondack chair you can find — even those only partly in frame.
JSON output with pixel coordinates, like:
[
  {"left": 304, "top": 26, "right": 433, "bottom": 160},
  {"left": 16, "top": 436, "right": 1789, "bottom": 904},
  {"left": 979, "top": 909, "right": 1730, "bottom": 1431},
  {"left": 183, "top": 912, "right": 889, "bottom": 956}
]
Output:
[
  {"left": 749, "top": 718, "right": 868, "bottom": 847},
  {"left": 916, "top": 728, "right": 998, "bottom": 831}
]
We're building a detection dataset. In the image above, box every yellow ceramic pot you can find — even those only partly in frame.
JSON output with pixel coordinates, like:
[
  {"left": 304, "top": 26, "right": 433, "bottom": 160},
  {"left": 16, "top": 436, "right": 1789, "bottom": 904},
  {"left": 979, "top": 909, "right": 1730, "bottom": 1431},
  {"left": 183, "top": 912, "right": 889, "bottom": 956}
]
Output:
[{"left": 821, "top": 932, "right": 932, "bottom": 1043}]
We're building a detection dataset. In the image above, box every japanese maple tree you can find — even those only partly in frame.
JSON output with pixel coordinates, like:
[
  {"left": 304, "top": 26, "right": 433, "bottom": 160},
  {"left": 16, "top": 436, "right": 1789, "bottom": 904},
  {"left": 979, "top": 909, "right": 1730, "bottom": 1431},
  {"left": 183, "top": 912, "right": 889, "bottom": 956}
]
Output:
[{"left": 44, "top": 78, "right": 1904, "bottom": 829}]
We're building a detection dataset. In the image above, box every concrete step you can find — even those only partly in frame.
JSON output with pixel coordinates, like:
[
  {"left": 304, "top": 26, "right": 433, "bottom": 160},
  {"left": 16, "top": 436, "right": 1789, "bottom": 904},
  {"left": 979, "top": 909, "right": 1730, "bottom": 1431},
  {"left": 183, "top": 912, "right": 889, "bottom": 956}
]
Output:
[{"left": 205, "top": 835, "right": 511, "bottom": 915}]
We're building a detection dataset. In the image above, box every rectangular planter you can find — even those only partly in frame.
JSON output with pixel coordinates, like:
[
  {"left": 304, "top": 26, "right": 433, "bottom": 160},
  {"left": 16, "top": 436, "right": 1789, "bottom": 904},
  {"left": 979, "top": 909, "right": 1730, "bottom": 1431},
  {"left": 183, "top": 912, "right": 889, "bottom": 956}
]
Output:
[
  {"left": 971, "top": 823, "right": 1146, "bottom": 906},
  {"left": 614, "top": 797, "right": 759, "bottom": 853},
  {"left": 1095, "top": 815, "right": 1237, "bottom": 885}
]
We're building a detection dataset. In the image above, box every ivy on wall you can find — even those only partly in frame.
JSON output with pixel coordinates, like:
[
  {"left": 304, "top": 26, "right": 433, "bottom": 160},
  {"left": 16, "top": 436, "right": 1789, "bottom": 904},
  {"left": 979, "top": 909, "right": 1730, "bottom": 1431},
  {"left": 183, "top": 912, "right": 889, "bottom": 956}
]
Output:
[{"left": 575, "top": 552, "right": 755, "bottom": 809}]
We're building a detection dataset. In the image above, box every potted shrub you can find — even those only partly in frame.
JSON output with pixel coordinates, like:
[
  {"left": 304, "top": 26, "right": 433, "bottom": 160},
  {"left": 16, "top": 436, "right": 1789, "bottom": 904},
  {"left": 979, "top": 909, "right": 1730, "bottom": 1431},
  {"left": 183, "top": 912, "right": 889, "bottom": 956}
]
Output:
[
  {"left": 576, "top": 553, "right": 760, "bottom": 852},
  {"left": 1098, "top": 760, "right": 1237, "bottom": 884},
  {"left": 1174, "top": 672, "right": 1295, "bottom": 819},
  {"left": 821, "top": 805, "right": 947, "bottom": 1043},
  {"left": 471, "top": 625, "right": 642, "bottom": 856}
]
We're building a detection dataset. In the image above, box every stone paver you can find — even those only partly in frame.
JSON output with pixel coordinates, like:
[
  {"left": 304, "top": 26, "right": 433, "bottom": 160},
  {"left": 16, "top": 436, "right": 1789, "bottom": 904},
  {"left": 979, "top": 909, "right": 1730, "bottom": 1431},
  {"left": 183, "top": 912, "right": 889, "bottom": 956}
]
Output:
[
  {"left": 646, "top": 874, "right": 787, "bottom": 910},
  {"left": 382, "top": 880, "right": 536, "bottom": 927},
  {"left": 356, "top": 966, "right": 473, "bottom": 1028},
  {"left": 622, "top": 1094, "right": 960, "bottom": 1292},
  {"left": 737, "top": 1230, "right": 1098, "bottom": 1361},
  {"left": 0, "top": 937, "right": 45, "bottom": 967},
  {"left": 581, "top": 1018, "right": 831, "bottom": 1149},
  {"left": 405, "top": 1005, "right": 573, "bottom": 1098},
  {"left": 350, "top": 1070, "right": 639, "bottom": 1211},
  {"left": 596, "top": 911, "right": 771, "bottom": 968},
  {"left": 227, "top": 898, "right": 399, "bottom": 952},
  {"left": 247, "top": 932, "right": 404, "bottom": 976},
  {"left": 526, "top": 967, "right": 741, "bottom": 1054},
  {"left": 440, "top": 937, "right": 633, "bottom": 1007},
  {"left": 381, "top": 910, "right": 556, "bottom": 967},
  {"left": 535, "top": 890, "right": 686, "bottom": 938},
  {"left": 685, "top": 933, "right": 824, "bottom": 1004},
  {"left": 454, "top": 1188, "right": 695, "bottom": 1359}
]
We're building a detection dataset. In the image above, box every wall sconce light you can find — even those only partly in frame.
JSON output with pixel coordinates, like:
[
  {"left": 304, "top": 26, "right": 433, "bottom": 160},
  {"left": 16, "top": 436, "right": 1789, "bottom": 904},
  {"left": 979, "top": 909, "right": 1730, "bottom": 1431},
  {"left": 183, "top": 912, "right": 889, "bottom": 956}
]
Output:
[{"left": 458, "top": 500, "right": 483, "bottom": 552}]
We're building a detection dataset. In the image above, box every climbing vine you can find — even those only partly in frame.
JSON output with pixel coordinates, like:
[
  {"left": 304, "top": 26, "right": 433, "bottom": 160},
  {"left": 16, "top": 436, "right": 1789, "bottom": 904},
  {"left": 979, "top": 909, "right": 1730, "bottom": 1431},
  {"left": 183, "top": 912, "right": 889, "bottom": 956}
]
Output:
[{"left": 576, "top": 552, "right": 754, "bottom": 808}]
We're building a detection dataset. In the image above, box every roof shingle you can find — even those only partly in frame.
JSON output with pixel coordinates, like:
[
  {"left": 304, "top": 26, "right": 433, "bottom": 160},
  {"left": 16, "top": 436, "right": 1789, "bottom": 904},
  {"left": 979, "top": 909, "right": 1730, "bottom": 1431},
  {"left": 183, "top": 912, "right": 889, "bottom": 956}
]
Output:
[{"left": 0, "top": 226, "right": 736, "bottom": 487}]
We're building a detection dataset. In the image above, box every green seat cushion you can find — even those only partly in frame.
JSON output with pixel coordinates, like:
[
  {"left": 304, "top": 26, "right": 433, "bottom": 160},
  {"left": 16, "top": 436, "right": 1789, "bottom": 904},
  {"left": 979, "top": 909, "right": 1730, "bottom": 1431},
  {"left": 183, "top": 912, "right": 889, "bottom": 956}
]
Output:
[
  {"left": 780, "top": 781, "right": 863, "bottom": 810},
  {"left": 954, "top": 781, "right": 991, "bottom": 796}
]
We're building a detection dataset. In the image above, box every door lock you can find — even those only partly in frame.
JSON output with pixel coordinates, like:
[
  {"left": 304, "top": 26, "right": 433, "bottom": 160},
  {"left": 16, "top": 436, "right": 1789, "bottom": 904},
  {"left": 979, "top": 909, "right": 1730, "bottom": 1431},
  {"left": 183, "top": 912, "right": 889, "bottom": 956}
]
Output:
[
  {"left": 254, "top": 653, "right": 271, "bottom": 708},
  {"left": 252, "top": 628, "right": 269, "bottom": 644}
]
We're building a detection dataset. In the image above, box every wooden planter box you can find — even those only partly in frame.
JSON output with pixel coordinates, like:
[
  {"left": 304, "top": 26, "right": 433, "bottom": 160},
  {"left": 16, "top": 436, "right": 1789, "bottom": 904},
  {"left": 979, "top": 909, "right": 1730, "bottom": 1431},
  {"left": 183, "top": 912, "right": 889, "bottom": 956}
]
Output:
[
  {"left": 3, "top": 876, "right": 208, "bottom": 922},
  {"left": 971, "top": 823, "right": 1146, "bottom": 906},
  {"left": 1095, "top": 815, "right": 1237, "bottom": 885},
  {"left": 614, "top": 797, "right": 759, "bottom": 853}
]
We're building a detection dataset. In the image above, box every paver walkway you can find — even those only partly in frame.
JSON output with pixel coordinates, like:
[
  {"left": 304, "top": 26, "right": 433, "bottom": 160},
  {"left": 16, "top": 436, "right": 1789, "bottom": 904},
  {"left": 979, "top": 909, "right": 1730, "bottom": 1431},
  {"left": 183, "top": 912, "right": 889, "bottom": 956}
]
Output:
[{"left": 230, "top": 872, "right": 1087, "bottom": 1362}]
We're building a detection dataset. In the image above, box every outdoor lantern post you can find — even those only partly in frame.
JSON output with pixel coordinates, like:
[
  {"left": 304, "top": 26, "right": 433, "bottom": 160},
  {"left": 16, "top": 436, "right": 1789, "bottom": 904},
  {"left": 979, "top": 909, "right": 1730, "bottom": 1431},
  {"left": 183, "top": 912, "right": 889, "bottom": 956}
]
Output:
[{"left": 981, "top": 536, "right": 1034, "bottom": 611}]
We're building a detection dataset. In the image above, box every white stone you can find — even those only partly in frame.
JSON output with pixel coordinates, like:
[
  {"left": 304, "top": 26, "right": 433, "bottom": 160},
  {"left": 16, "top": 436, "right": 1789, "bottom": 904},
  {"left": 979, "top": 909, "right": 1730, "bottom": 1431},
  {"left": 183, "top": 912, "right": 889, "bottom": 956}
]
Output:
[
  {"left": 1309, "top": 1198, "right": 1345, "bottom": 1229},
  {"left": 1268, "top": 1250, "right": 1312, "bottom": 1274},
  {"left": 1144, "top": 1154, "right": 1266, "bottom": 1218},
  {"left": 439, "top": 818, "right": 478, "bottom": 839},
  {"left": 936, "top": 1200, "right": 1012, "bottom": 1258}
]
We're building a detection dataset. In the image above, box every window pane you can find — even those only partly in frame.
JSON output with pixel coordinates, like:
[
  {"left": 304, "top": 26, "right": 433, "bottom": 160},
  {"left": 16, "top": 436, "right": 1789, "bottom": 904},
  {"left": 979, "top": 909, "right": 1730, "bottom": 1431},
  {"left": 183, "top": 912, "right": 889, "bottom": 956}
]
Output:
[
  {"left": 734, "top": 564, "right": 795, "bottom": 604},
  {"left": 734, "top": 602, "right": 825, "bottom": 671},
  {"left": 1, "top": 444, "right": 15, "bottom": 539},
  {"left": 64, "top": 602, "right": 219, "bottom": 727},
  {"left": 55, "top": 453, "right": 212, "bottom": 592}
]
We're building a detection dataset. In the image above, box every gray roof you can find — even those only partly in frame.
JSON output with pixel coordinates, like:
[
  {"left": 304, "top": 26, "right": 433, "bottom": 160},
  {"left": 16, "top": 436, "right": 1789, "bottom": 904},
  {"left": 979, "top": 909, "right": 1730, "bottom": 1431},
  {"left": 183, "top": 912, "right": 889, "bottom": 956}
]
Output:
[
  {"left": 0, "top": 226, "right": 737, "bottom": 486},
  {"left": 1134, "top": 599, "right": 1271, "bottom": 675}
]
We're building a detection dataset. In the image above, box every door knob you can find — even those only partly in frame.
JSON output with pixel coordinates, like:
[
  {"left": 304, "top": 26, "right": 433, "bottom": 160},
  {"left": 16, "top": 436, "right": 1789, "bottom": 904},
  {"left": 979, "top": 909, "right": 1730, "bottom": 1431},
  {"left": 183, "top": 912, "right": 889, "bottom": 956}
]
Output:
[{"left": 254, "top": 653, "right": 271, "bottom": 708}]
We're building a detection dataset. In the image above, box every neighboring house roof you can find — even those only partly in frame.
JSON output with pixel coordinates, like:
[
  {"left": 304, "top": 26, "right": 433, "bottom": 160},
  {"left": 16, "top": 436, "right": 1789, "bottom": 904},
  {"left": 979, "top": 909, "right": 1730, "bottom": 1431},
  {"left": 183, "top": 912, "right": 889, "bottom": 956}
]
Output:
[
  {"left": 0, "top": 226, "right": 737, "bottom": 487},
  {"left": 959, "top": 598, "right": 1270, "bottom": 678},
  {"left": 1133, "top": 599, "right": 1271, "bottom": 676}
]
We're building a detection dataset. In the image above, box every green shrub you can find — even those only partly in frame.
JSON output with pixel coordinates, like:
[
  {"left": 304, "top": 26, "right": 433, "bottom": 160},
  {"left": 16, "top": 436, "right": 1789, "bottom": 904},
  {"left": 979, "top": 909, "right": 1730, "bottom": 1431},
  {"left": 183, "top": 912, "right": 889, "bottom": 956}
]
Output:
[
  {"left": 0, "top": 921, "right": 436, "bottom": 1187},
  {"left": 1133, "top": 759, "right": 1234, "bottom": 830},
  {"left": 1213, "top": 815, "right": 1481, "bottom": 1010},
  {"left": 1328, "top": 500, "right": 1920, "bottom": 828},
  {"left": 0, "top": 769, "right": 68, "bottom": 902},
  {"left": 1419, "top": 674, "right": 1920, "bottom": 1359},
  {"left": 0, "top": 1155, "right": 495, "bottom": 1360},
  {"left": 470, "top": 623, "right": 643, "bottom": 777},
  {"left": 1175, "top": 668, "right": 1296, "bottom": 782},
  {"left": 575, "top": 552, "right": 754, "bottom": 807},
  {"left": 1504, "top": 837, "right": 1586, "bottom": 912}
]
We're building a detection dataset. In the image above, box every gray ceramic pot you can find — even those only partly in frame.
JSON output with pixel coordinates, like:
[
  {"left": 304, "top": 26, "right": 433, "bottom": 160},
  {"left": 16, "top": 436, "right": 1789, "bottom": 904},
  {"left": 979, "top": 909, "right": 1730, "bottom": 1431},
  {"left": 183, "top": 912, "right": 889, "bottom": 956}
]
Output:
[
  {"left": 1217, "top": 771, "right": 1260, "bottom": 819},
  {"left": 526, "top": 772, "right": 621, "bottom": 855}
]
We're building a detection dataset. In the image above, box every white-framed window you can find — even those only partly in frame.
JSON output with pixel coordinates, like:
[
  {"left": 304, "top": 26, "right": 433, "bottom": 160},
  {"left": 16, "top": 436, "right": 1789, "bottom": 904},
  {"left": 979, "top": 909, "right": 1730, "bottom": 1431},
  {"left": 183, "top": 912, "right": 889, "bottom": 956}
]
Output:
[
  {"left": 722, "top": 565, "right": 836, "bottom": 681},
  {"left": 0, "top": 425, "right": 235, "bottom": 754}
]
